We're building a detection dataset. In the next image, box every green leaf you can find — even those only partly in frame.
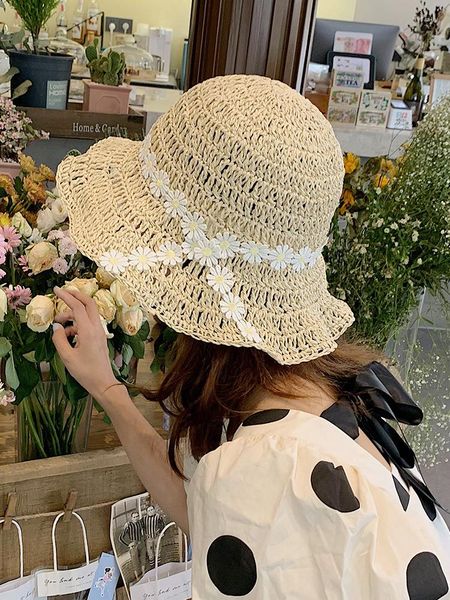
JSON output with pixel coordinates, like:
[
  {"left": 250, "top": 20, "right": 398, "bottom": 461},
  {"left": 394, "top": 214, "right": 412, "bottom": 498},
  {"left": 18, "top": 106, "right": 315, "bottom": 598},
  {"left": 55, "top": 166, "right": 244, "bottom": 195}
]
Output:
[
  {"left": 51, "top": 352, "right": 67, "bottom": 384},
  {"left": 124, "top": 335, "right": 145, "bottom": 359},
  {"left": 64, "top": 372, "right": 88, "bottom": 403},
  {"left": 12, "top": 80, "right": 32, "bottom": 100},
  {"left": 23, "top": 351, "right": 36, "bottom": 363},
  {"left": 0, "top": 66, "right": 18, "bottom": 84},
  {"left": 5, "top": 356, "right": 19, "bottom": 390},
  {"left": 0, "top": 337, "right": 12, "bottom": 358},
  {"left": 138, "top": 320, "right": 150, "bottom": 341},
  {"left": 122, "top": 343, "right": 133, "bottom": 366}
]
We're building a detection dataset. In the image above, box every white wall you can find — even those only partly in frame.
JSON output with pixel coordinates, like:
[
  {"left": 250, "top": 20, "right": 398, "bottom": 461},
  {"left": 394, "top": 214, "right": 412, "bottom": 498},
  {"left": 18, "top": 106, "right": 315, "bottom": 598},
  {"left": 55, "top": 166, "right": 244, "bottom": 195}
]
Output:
[
  {"left": 0, "top": 0, "right": 192, "bottom": 73},
  {"left": 354, "top": 0, "right": 443, "bottom": 30},
  {"left": 317, "top": 0, "right": 357, "bottom": 21}
]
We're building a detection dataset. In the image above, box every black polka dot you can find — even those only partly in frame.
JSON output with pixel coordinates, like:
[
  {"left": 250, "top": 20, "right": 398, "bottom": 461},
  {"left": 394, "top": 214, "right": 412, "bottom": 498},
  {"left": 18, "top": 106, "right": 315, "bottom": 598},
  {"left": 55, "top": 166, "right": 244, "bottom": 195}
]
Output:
[
  {"left": 242, "top": 409, "right": 289, "bottom": 427},
  {"left": 419, "top": 493, "right": 437, "bottom": 522},
  {"left": 320, "top": 402, "right": 359, "bottom": 439},
  {"left": 393, "top": 475, "right": 410, "bottom": 511},
  {"left": 207, "top": 535, "right": 257, "bottom": 596},
  {"left": 407, "top": 552, "right": 448, "bottom": 600},
  {"left": 311, "top": 461, "right": 360, "bottom": 512}
]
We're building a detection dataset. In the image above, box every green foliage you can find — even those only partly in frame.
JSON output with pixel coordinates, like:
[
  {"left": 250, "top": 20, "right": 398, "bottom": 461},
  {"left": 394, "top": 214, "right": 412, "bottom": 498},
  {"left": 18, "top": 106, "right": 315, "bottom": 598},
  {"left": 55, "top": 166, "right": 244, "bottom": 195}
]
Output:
[
  {"left": 326, "top": 97, "right": 450, "bottom": 348},
  {"left": 5, "top": 0, "right": 60, "bottom": 51},
  {"left": 150, "top": 324, "right": 178, "bottom": 374},
  {"left": 85, "top": 40, "right": 126, "bottom": 87}
]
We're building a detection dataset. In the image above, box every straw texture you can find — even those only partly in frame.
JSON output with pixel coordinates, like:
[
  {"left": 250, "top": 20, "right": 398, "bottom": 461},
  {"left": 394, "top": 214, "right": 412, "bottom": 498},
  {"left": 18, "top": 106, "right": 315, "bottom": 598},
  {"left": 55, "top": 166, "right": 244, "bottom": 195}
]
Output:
[{"left": 56, "top": 75, "right": 354, "bottom": 364}]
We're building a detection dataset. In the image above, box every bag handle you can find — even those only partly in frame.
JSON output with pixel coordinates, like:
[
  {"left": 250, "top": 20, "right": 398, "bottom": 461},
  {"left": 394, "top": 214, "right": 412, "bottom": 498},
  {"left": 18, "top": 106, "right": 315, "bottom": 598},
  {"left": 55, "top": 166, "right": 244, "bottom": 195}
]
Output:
[
  {"left": 51, "top": 511, "right": 90, "bottom": 570},
  {"left": 0, "top": 518, "right": 24, "bottom": 578},
  {"left": 155, "top": 521, "right": 189, "bottom": 585}
]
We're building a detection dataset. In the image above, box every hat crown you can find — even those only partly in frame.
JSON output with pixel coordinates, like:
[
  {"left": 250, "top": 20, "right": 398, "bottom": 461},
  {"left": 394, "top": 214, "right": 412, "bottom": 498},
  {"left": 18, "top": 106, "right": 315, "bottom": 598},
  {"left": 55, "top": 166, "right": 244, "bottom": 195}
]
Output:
[{"left": 147, "top": 75, "right": 344, "bottom": 252}]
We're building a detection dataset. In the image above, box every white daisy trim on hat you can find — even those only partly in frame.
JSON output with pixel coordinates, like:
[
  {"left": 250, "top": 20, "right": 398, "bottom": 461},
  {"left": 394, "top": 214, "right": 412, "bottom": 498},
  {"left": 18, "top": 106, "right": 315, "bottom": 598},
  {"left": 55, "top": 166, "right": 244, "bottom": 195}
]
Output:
[{"left": 100, "top": 142, "right": 325, "bottom": 345}]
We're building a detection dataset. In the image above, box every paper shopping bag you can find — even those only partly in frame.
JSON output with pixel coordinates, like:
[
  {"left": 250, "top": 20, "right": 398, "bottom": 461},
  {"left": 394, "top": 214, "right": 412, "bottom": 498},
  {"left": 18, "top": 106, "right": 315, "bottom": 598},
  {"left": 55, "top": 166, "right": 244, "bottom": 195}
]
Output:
[
  {"left": 130, "top": 523, "right": 191, "bottom": 600},
  {"left": 0, "top": 518, "right": 46, "bottom": 600},
  {"left": 36, "top": 511, "right": 98, "bottom": 596}
]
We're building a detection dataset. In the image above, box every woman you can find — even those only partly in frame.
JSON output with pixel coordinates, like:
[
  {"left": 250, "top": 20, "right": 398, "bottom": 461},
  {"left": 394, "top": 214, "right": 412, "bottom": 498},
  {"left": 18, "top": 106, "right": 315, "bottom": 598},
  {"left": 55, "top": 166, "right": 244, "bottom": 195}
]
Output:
[{"left": 53, "top": 75, "right": 450, "bottom": 598}]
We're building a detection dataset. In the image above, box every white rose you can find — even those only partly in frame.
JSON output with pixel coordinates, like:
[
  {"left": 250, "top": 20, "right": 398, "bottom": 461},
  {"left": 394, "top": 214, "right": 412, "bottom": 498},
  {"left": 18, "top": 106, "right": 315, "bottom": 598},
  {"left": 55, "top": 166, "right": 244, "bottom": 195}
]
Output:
[
  {"left": 116, "top": 306, "right": 144, "bottom": 336},
  {"left": 36, "top": 207, "right": 57, "bottom": 233},
  {"left": 26, "top": 241, "right": 58, "bottom": 274},
  {"left": 0, "top": 288, "right": 7, "bottom": 321},
  {"left": 110, "top": 280, "right": 137, "bottom": 308},
  {"left": 11, "top": 213, "right": 33, "bottom": 238},
  {"left": 64, "top": 277, "right": 99, "bottom": 297},
  {"left": 95, "top": 267, "right": 116, "bottom": 289},
  {"left": 50, "top": 197, "right": 67, "bottom": 224},
  {"left": 55, "top": 297, "right": 70, "bottom": 316},
  {"left": 26, "top": 295, "right": 55, "bottom": 332},
  {"left": 93, "top": 289, "right": 116, "bottom": 323}
]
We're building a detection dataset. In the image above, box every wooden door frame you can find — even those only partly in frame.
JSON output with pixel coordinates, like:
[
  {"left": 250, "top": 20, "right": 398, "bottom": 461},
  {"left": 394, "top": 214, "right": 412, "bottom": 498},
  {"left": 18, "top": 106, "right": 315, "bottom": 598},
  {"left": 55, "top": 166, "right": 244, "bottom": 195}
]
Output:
[{"left": 185, "top": 0, "right": 318, "bottom": 91}]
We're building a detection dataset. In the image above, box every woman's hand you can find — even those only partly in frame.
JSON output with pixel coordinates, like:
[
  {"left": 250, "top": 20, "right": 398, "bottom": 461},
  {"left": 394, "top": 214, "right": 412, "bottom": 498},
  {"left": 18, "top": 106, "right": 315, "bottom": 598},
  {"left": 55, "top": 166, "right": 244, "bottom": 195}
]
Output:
[{"left": 52, "top": 286, "right": 117, "bottom": 402}]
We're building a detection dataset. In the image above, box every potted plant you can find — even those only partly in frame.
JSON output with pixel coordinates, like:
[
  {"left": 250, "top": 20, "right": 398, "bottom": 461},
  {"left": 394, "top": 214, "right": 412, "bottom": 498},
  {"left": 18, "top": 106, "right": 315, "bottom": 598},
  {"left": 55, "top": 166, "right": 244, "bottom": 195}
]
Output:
[
  {"left": 83, "top": 39, "right": 131, "bottom": 114},
  {"left": 0, "top": 156, "right": 150, "bottom": 461},
  {"left": 2, "top": 0, "right": 74, "bottom": 109}
]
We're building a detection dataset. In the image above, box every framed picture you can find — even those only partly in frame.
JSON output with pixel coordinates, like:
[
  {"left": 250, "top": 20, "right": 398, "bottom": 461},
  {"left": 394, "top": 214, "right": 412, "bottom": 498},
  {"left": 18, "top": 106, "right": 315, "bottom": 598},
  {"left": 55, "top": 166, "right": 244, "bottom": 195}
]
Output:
[
  {"left": 327, "top": 51, "right": 376, "bottom": 89},
  {"left": 332, "top": 69, "right": 365, "bottom": 89},
  {"left": 356, "top": 90, "right": 391, "bottom": 128},
  {"left": 430, "top": 74, "right": 450, "bottom": 106},
  {"left": 329, "top": 88, "right": 362, "bottom": 106},
  {"left": 333, "top": 31, "right": 373, "bottom": 55}
]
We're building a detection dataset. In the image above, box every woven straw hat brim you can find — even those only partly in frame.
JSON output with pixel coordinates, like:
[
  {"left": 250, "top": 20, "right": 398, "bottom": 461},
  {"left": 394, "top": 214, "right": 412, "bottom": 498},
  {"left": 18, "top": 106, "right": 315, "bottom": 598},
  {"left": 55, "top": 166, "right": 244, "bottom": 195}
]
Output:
[{"left": 57, "top": 136, "right": 354, "bottom": 365}]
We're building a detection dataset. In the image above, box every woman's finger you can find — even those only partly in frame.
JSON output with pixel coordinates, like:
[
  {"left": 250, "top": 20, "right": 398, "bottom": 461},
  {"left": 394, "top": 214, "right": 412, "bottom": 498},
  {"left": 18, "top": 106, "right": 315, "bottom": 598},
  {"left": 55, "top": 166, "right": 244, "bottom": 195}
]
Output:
[
  {"left": 52, "top": 323, "right": 74, "bottom": 362},
  {"left": 54, "top": 287, "right": 90, "bottom": 330},
  {"left": 54, "top": 311, "right": 75, "bottom": 325},
  {"left": 64, "top": 325, "right": 78, "bottom": 338},
  {"left": 57, "top": 287, "right": 100, "bottom": 323}
]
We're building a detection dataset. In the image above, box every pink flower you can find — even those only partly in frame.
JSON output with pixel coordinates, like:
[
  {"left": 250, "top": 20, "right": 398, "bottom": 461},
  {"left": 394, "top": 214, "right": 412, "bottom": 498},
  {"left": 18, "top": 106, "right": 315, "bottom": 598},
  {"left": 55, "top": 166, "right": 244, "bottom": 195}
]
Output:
[
  {"left": 58, "top": 236, "right": 77, "bottom": 257},
  {"left": 5, "top": 285, "right": 32, "bottom": 309},
  {"left": 0, "top": 248, "right": 6, "bottom": 265},
  {"left": 0, "top": 227, "right": 21, "bottom": 252},
  {"left": 0, "top": 269, "right": 5, "bottom": 280},
  {"left": 52, "top": 257, "right": 69, "bottom": 275},
  {"left": 18, "top": 255, "right": 31, "bottom": 273},
  {"left": 47, "top": 230, "right": 65, "bottom": 242}
]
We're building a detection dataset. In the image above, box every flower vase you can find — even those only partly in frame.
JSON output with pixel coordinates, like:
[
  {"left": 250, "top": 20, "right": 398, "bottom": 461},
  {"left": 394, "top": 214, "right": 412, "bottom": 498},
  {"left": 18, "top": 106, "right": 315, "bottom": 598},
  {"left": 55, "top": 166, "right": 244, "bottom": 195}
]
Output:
[{"left": 16, "top": 381, "right": 93, "bottom": 462}]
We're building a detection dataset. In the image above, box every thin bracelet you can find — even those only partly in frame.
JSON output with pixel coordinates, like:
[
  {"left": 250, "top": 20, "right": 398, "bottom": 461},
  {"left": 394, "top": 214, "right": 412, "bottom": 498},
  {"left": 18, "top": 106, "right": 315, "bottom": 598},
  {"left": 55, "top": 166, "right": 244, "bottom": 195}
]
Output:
[{"left": 102, "top": 382, "right": 126, "bottom": 396}]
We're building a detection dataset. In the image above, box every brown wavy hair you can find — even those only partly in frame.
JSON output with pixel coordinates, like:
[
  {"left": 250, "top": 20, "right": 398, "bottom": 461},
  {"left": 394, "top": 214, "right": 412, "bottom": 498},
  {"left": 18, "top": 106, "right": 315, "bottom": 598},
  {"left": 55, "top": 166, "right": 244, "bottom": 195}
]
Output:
[{"left": 142, "top": 335, "right": 383, "bottom": 477}]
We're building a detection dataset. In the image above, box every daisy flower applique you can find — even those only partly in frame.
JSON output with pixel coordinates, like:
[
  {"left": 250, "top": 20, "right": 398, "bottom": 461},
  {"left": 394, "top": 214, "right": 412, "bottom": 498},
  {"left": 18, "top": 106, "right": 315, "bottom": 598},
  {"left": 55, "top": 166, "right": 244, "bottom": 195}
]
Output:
[
  {"left": 181, "top": 212, "right": 207, "bottom": 241},
  {"left": 220, "top": 292, "right": 246, "bottom": 322},
  {"left": 237, "top": 319, "right": 262, "bottom": 344},
  {"left": 214, "top": 232, "right": 241, "bottom": 259},
  {"left": 99, "top": 250, "right": 130, "bottom": 275},
  {"left": 193, "top": 237, "right": 221, "bottom": 268},
  {"left": 292, "top": 247, "right": 313, "bottom": 272},
  {"left": 129, "top": 247, "right": 159, "bottom": 272},
  {"left": 239, "top": 241, "right": 268, "bottom": 265},
  {"left": 157, "top": 241, "right": 183, "bottom": 266},
  {"left": 149, "top": 170, "right": 170, "bottom": 198},
  {"left": 164, "top": 189, "right": 188, "bottom": 218},
  {"left": 141, "top": 152, "right": 158, "bottom": 179},
  {"left": 267, "top": 244, "right": 295, "bottom": 270},
  {"left": 206, "top": 265, "right": 234, "bottom": 294}
]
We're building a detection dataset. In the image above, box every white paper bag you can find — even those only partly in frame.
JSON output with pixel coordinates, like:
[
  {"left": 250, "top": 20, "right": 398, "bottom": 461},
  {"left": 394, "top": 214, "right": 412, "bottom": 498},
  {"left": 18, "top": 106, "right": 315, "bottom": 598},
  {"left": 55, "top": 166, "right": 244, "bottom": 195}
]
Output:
[
  {"left": 0, "top": 519, "right": 45, "bottom": 600},
  {"left": 130, "top": 523, "right": 191, "bottom": 600},
  {"left": 36, "top": 511, "right": 98, "bottom": 596}
]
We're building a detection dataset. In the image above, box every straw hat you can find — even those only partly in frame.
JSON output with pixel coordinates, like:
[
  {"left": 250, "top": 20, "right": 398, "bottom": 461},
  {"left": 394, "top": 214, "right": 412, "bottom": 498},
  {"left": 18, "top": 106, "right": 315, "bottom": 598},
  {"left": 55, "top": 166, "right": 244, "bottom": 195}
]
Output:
[{"left": 56, "top": 75, "right": 354, "bottom": 365}]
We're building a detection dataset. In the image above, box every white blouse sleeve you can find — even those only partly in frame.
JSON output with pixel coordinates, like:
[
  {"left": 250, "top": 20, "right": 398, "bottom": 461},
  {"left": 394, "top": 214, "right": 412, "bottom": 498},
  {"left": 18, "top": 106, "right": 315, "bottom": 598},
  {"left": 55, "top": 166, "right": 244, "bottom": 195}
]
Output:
[{"left": 186, "top": 433, "right": 450, "bottom": 599}]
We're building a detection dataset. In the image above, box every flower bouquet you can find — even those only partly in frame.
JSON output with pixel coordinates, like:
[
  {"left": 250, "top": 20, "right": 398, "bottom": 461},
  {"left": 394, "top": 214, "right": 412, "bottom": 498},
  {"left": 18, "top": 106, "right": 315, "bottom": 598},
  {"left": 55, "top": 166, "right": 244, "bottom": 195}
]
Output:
[
  {"left": 325, "top": 96, "right": 450, "bottom": 349},
  {"left": 0, "top": 96, "right": 48, "bottom": 176},
  {"left": 0, "top": 155, "right": 149, "bottom": 460}
]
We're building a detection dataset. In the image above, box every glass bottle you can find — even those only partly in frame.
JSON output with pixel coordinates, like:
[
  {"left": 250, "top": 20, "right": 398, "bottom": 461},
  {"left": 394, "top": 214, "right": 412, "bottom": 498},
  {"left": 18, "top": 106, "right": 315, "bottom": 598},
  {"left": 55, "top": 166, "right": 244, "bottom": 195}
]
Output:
[
  {"left": 404, "top": 56, "right": 425, "bottom": 126},
  {"left": 55, "top": 0, "right": 68, "bottom": 38},
  {"left": 71, "top": 0, "right": 85, "bottom": 44}
]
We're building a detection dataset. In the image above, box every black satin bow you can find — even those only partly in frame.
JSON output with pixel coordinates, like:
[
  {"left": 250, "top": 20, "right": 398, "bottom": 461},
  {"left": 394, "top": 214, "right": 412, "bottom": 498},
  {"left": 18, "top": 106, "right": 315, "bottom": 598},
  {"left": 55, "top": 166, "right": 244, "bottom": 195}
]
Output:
[{"left": 347, "top": 362, "right": 445, "bottom": 517}]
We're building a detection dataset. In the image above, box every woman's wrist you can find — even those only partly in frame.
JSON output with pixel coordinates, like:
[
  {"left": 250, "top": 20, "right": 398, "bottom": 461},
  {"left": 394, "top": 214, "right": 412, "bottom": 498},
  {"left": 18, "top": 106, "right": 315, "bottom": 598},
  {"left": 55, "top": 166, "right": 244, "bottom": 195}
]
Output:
[{"left": 95, "top": 380, "right": 130, "bottom": 409}]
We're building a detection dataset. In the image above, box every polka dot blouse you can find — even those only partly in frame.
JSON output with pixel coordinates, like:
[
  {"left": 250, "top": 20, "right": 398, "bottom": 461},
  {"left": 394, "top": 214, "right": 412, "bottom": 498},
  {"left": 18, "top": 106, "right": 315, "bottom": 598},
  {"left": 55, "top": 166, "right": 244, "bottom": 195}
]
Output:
[{"left": 187, "top": 368, "right": 450, "bottom": 599}]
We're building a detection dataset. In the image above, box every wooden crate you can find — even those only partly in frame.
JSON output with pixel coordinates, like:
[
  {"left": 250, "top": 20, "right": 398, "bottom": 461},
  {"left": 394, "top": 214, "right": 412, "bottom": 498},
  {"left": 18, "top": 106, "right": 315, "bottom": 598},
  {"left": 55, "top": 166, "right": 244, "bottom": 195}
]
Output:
[
  {"left": 0, "top": 447, "right": 145, "bottom": 582},
  {"left": 22, "top": 102, "right": 146, "bottom": 140}
]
